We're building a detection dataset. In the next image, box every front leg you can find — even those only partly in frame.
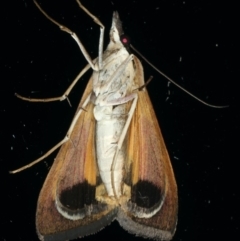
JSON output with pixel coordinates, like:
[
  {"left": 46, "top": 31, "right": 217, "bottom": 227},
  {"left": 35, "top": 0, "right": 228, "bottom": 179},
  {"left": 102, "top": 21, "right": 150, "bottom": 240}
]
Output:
[{"left": 34, "top": 0, "right": 105, "bottom": 71}]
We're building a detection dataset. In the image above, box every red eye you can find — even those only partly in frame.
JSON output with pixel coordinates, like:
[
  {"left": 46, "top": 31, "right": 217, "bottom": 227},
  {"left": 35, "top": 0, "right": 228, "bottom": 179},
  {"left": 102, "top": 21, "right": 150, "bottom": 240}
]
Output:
[{"left": 120, "top": 34, "right": 130, "bottom": 48}]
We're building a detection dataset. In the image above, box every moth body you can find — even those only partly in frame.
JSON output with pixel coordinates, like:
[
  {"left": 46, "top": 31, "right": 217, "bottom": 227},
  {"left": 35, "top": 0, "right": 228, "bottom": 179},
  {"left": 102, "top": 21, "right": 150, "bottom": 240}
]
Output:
[{"left": 93, "top": 16, "right": 136, "bottom": 198}]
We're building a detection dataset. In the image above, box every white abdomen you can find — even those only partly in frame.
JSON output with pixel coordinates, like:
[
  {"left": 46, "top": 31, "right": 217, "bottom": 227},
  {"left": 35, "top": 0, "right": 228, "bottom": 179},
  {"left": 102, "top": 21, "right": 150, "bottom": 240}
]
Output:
[{"left": 94, "top": 104, "right": 127, "bottom": 197}]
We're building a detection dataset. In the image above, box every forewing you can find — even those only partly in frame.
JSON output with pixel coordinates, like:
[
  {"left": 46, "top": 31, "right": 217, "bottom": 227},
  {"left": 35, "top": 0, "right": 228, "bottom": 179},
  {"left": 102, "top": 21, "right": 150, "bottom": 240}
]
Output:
[
  {"left": 36, "top": 79, "right": 116, "bottom": 241},
  {"left": 118, "top": 57, "right": 178, "bottom": 240}
]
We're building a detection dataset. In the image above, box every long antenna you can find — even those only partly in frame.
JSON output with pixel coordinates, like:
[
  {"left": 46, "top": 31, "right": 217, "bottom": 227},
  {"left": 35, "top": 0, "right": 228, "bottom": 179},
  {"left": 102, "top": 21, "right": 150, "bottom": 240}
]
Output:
[{"left": 130, "top": 44, "right": 228, "bottom": 108}]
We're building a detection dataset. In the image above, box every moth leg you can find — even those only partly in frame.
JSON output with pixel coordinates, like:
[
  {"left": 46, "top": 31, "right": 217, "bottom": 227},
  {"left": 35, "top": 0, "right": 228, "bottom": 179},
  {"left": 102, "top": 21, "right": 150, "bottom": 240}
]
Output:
[
  {"left": 17, "top": 0, "right": 107, "bottom": 103},
  {"left": 113, "top": 93, "right": 138, "bottom": 161},
  {"left": 110, "top": 93, "right": 138, "bottom": 199},
  {"left": 10, "top": 93, "right": 92, "bottom": 174},
  {"left": 75, "top": 0, "right": 105, "bottom": 69},
  {"left": 33, "top": 1, "right": 101, "bottom": 71},
  {"left": 15, "top": 63, "right": 91, "bottom": 103}
]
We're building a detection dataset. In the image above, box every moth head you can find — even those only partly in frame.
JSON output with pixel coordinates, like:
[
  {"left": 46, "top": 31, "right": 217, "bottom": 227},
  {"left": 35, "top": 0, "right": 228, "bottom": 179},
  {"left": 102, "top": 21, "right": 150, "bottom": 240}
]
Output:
[{"left": 110, "top": 11, "right": 124, "bottom": 44}]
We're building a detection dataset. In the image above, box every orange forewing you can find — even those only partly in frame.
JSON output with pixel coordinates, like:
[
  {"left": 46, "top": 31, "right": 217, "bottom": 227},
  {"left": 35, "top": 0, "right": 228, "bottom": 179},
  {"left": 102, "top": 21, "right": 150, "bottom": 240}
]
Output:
[
  {"left": 36, "top": 78, "right": 116, "bottom": 241},
  {"left": 117, "top": 57, "right": 178, "bottom": 240}
]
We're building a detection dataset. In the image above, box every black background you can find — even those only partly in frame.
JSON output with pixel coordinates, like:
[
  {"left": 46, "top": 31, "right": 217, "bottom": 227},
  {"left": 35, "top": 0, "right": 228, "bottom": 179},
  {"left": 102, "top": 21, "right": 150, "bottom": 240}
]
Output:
[{"left": 2, "top": 0, "right": 238, "bottom": 241}]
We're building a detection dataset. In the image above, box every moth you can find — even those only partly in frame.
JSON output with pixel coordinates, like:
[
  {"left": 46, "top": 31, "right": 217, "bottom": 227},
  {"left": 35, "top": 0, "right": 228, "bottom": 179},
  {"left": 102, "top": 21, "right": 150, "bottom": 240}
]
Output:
[{"left": 12, "top": 1, "right": 178, "bottom": 240}]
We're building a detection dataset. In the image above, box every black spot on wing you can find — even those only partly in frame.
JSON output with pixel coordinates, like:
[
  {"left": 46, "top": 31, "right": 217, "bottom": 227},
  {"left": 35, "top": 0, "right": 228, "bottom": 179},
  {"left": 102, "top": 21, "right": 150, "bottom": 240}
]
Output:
[
  {"left": 58, "top": 180, "right": 107, "bottom": 218},
  {"left": 59, "top": 180, "right": 96, "bottom": 210},
  {"left": 131, "top": 180, "right": 162, "bottom": 209}
]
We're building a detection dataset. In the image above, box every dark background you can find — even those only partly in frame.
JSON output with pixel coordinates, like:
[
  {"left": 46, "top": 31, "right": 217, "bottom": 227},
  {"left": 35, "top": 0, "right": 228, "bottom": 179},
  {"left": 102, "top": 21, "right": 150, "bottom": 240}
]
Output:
[{"left": 2, "top": 0, "right": 238, "bottom": 240}]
